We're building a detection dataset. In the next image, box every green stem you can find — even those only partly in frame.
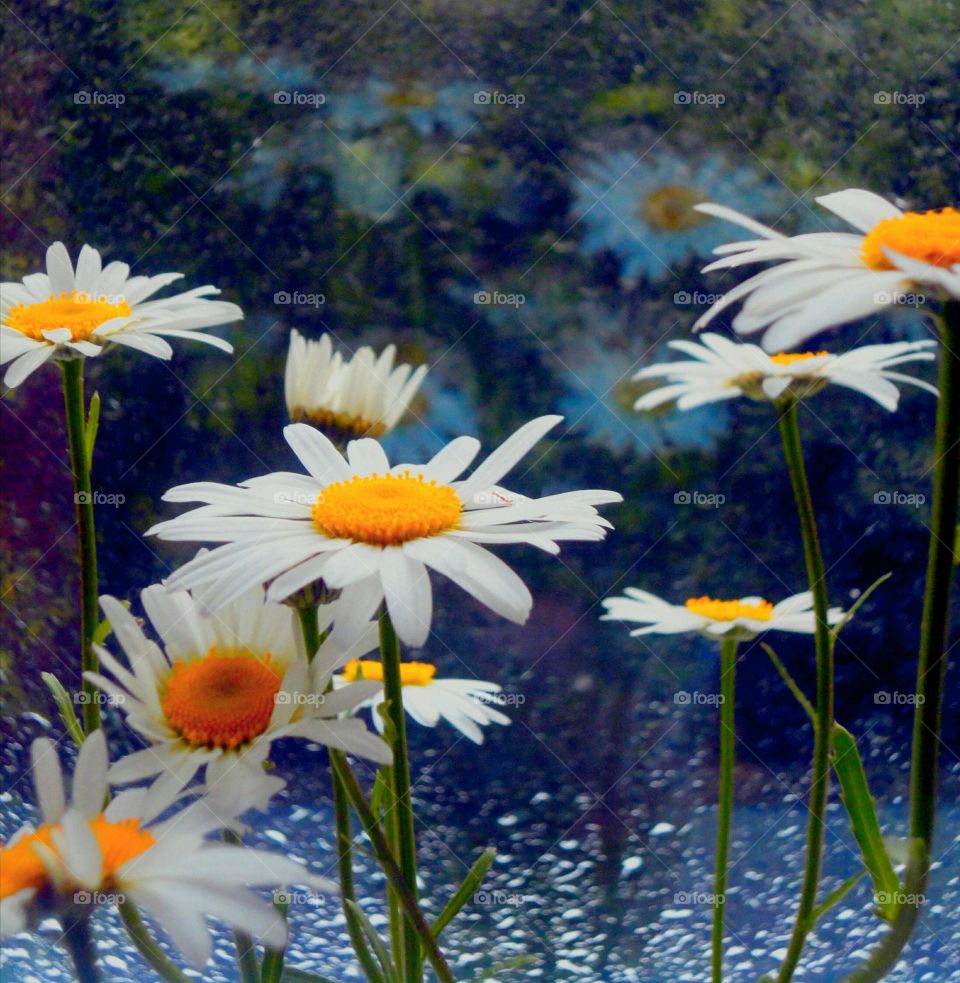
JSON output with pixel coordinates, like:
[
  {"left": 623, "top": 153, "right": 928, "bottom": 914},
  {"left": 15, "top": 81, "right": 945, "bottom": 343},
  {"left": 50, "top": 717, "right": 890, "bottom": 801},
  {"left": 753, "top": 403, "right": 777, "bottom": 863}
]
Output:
[
  {"left": 773, "top": 400, "right": 834, "bottom": 983},
  {"left": 61, "top": 914, "right": 101, "bottom": 983},
  {"left": 224, "top": 829, "right": 262, "bottom": 983},
  {"left": 329, "top": 752, "right": 455, "bottom": 983},
  {"left": 712, "top": 637, "right": 738, "bottom": 983},
  {"left": 840, "top": 300, "right": 960, "bottom": 982},
  {"left": 118, "top": 902, "right": 192, "bottom": 983},
  {"left": 296, "top": 605, "right": 383, "bottom": 983},
  {"left": 378, "top": 607, "right": 421, "bottom": 983},
  {"left": 61, "top": 359, "right": 100, "bottom": 732}
]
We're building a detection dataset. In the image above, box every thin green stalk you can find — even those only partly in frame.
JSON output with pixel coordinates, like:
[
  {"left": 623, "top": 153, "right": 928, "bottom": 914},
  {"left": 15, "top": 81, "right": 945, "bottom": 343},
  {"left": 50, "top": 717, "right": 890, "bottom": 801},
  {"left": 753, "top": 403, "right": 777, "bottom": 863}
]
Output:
[
  {"left": 224, "top": 829, "right": 262, "bottom": 983},
  {"left": 118, "top": 902, "right": 193, "bottom": 983},
  {"left": 712, "top": 637, "right": 738, "bottom": 983},
  {"left": 773, "top": 399, "right": 834, "bottom": 983},
  {"left": 378, "top": 607, "right": 421, "bottom": 983},
  {"left": 61, "top": 359, "right": 100, "bottom": 732},
  {"left": 840, "top": 300, "right": 960, "bottom": 982},
  {"left": 329, "top": 752, "right": 455, "bottom": 983},
  {"left": 61, "top": 914, "right": 101, "bottom": 983},
  {"left": 296, "top": 605, "right": 383, "bottom": 983}
]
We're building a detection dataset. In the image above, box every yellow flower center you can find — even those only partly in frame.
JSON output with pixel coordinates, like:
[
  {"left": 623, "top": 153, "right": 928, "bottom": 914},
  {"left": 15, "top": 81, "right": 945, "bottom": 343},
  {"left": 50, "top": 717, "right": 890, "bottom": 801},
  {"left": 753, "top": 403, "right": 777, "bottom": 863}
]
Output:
[
  {"left": 769, "top": 351, "right": 829, "bottom": 366},
  {"left": 383, "top": 87, "right": 437, "bottom": 109},
  {"left": 0, "top": 815, "right": 155, "bottom": 899},
  {"left": 861, "top": 207, "right": 960, "bottom": 271},
  {"left": 161, "top": 646, "right": 282, "bottom": 749},
  {"left": 4, "top": 291, "right": 132, "bottom": 342},
  {"left": 312, "top": 472, "right": 462, "bottom": 546},
  {"left": 642, "top": 185, "right": 707, "bottom": 232},
  {"left": 291, "top": 406, "right": 387, "bottom": 440},
  {"left": 685, "top": 596, "right": 774, "bottom": 622},
  {"left": 343, "top": 659, "right": 437, "bottom": 686}
]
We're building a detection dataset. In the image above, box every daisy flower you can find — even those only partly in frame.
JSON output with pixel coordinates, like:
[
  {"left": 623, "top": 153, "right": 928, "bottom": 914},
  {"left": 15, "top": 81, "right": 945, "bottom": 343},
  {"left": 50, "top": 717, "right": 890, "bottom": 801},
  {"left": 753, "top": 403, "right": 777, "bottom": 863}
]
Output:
[
  {"left": 573, "top": 149, "right": 782, "bottom": 282},
  {"left": 285, "top": 329, "right": 427, "bottom": 443},
  {"left": 634, "top": 333, "right": 938, "bottom": 413},
  {"left": 602, "top": 589, "right": 843, "bottom": 641},
  {"left": 1, "top": 243, "right": 242, "bottom": 388},
  {"left": 693, "top": 189, "right": 960, "bottom": 351},
  {"left": 335, "top": 659, "right": 510, "bottom": 745},
  {"left": 87, "top": 583, "right": 391, "bottom": 808},
  {"left": 0, "top": 730, "right": 331, "bottom": 966},
  {"left": 148, "top": 415, "right": 622, "bottom": 648}
]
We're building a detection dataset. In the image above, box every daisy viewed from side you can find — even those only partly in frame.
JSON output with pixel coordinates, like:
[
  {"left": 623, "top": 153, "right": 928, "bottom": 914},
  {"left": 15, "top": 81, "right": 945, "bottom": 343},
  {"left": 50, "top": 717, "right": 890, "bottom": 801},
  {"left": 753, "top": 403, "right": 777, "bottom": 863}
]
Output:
[
  {"left": 148, "top": 415, "right": 622, "bottom": 648},
  {"left": 602, "top": 589, "right": 843, "bottom": 641},
  {"left": 0, "top": 731, "right": 331, "bottom": 966},
  {"left": 633, "top": 333, "right": 938, "bottom": 413},
  {"left": 285, "top": 330, "right": 428, "bottom": 443},
  {"left": 88, "top": 583, "right": 391, "bottom": 808},
  {"left": 2, "top": 243, "right": 242, "bottom": 388},
  {"left": 693, "top": 189, "right": 960, "bottom": 350},
  {"left": 336, "top": 659, "right": 511, "bottom": 744}
]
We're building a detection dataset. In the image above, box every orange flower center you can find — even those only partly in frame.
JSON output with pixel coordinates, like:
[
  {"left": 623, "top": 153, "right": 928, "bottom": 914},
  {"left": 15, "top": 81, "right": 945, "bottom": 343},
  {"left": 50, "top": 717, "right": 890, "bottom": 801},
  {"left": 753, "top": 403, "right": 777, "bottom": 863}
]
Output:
[
  {"left": 0, "top": 815, "right": 155, "bottom": 899},
  {"left": 343, "top": 658, "right": 437, "bottom": 686},
  {"left": 312, "top": 472, "right": 462, "bottom": 546},
  {"left": 769, "top": 351, "right": 829, "bottom": 366},
  {"left": 290, "top": 406, "right": 387, "bottom": 440},
  {"left": 161, "top": 646, "right": 282, "bottom": 749},
  {"left": 861, "top": 207, "right": 960, "bottom": 271},
  {"left": 685, "top": 596, "right": 774, "bottom": 622},
  {"left": 642, "top": 185, "right": 707, "bottom": 232},
  {"left": 4, "top": 291, "right": 132, "bottom": 342}
]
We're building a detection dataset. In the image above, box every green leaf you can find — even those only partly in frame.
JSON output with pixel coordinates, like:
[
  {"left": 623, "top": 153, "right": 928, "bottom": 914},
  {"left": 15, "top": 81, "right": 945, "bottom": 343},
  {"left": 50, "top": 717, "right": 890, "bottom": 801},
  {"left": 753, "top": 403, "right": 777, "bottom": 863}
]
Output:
[
  {"left": 260, "top": 897, "right": 288, "bottom": 983},
  {"left": 84, "top": 391, "right": 100, "bottom": 472},
  {"left": 279, "top": 970, "right": 341, "bottom": 983},
  {"left": 41, "top": 672, "right": 85, "bottom": 747},
  {"left": 345, "top": 900, "right": 399, "bottom": 983},
  {"left": 473, "top": 954, "right": 539, "bottom": 979},
  {"left": 761, "top": 643, "right": 814, "bottom": 722},
  {"left": 434, "top": 847, "right": 497, "bottom": 938},
  {"left": 806, "top": 869, "right": 866, "bottom": 929},
  {"left": 829, "top": 572, "right": 892, "bottom": 647},
  {"left": 92, "top": 613, "right": 115, "bottom": 646},
  {"left": 831, "top": 724, "right": 900, "bottom": 921}
]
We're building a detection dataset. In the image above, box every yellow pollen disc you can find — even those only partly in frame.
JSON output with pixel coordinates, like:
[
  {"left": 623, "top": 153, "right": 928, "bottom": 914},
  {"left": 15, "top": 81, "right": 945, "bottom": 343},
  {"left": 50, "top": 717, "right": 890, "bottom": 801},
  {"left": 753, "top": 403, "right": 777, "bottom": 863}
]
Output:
[
  {"left": 861, "top": 207, "right": 960, "bottom": 271},
  {"left": 343, "top": 658, "right": 437, "bottom": 686},
  {"left": 312, "top": 472, "right": 462, "bottom": 546},
  {"left": 4, "top": 291, "right": 132, "bottom": 342},
  {"left": 685, "top": 596, "right": 774, "bottom": 622},
  {"left": 161, "top": 646, "right": 282, "bottom": 749},
  {"left": 769, "top": 351, "right": 829, "bottom": 366},
  {"left": 642, "top": 185, "right": 707, "bottom": 232},
  {"left": 0, "top": 816, "right": 154, "bottom": 899}
]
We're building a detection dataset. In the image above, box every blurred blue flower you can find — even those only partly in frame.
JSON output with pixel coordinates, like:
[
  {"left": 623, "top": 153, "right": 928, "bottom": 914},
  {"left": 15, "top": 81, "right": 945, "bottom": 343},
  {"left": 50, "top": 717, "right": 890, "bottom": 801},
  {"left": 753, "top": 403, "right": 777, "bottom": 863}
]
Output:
[
  {"left": 328, "top": 78, "right": 486, "bottom": 137},
  {"left": 153, "top": 54, "right": 318, "bottom": 96},
  {"left": 573, "top": 149, "right": 783, "bottom": 283}
]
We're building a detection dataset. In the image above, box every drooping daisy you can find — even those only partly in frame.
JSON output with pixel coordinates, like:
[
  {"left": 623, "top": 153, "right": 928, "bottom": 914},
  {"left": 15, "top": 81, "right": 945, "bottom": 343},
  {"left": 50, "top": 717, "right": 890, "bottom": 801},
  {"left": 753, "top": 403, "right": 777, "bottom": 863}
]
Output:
[
  {"left": 335, "top": 659, "right": 510, "bottom": 744},
  {"left": 573, "top": 149, "right": 782, "bottom": 282},
  {"left": 693, "top": 189, "right": 960, "bottom": 351},
  {"left": 634, "top": 333, "right": 938, "bottom": 413},
  {"left": 285, "top": 330, "right": 427, "bottom": 443},
  {"left": 88, "top": 583, "right": 391, "bottom": 807},
  {"left": 0, "top": 731, "right": 331, "bottom": 966},
  {"left": 1, "top": 243, "right": 242, "bottom": 388},
  {"left": 602, "top": 589, "right": 843, "bottom": 640},
  {"left": 148, "top": 416, "right": 622, "bottom": 648}
]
